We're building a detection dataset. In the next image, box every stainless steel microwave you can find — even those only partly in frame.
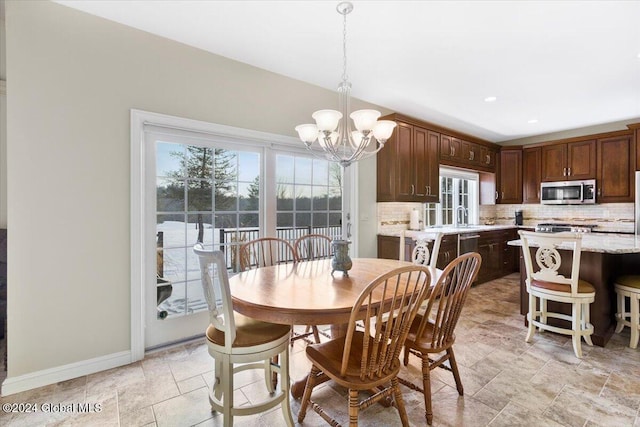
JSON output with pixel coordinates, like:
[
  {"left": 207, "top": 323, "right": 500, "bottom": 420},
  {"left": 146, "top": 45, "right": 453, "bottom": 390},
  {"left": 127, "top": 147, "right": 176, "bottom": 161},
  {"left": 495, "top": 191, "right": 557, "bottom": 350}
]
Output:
[{"left": 540, "top": 179, "right": 596, "bottom": 205}]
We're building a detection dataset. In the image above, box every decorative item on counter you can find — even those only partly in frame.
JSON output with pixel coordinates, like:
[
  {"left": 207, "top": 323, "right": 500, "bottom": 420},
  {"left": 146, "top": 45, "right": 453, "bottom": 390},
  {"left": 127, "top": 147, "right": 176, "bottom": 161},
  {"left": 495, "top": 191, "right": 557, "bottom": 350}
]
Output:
[
  {"left": 331, "top": 239, "right": 353, "bottom": 277},
  {"left": 410, "top": 208, "right": 420, "bottom": 230},
  {"left": 515, "top": 209, "right": 523, "bottom": 226}
]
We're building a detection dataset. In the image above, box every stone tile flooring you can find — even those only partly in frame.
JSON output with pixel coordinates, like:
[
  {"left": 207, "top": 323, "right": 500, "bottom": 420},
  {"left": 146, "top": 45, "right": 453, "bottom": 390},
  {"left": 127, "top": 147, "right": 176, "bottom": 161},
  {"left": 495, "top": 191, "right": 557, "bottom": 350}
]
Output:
[{"left": 1, "top": 273, "right": 639, "bottom": 426}]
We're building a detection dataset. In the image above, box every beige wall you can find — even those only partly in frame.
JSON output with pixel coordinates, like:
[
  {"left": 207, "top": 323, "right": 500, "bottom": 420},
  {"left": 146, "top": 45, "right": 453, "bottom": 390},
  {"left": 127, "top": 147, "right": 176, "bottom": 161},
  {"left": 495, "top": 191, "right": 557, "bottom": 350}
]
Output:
[
  {"left": 4, "top": 0, "right": 385, "bottom": 380},
  {"left": 1, "top": 9, "right": 6, "bottom": 229}
]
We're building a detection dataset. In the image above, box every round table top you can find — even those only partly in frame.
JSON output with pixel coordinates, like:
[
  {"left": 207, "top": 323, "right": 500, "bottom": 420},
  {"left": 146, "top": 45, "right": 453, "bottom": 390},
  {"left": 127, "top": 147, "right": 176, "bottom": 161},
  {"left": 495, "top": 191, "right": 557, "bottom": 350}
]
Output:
[{"left": 229, "top": 258, "right": 436, "bottom": 326}]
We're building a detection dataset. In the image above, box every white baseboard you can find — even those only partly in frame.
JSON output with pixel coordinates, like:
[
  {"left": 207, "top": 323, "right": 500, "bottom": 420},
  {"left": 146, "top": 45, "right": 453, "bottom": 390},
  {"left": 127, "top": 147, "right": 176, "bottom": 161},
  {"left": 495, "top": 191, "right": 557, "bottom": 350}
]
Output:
[{"left": 1, "top": 350, "right": 132, "bottom": 396}]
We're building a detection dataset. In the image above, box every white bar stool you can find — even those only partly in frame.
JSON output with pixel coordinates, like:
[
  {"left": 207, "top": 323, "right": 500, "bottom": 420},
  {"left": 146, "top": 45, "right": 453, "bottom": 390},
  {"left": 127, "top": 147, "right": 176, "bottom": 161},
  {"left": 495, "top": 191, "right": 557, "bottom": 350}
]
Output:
[{"left": 614, "top": 275, "right": 640, "bottom": 349}]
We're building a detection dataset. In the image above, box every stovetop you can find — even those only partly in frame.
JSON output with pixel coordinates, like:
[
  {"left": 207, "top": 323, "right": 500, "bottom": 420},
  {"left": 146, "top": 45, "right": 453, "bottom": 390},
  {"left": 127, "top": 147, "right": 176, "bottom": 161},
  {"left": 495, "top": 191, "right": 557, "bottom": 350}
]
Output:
[{"left": 535, "top": 223, "right": 597, "bottom": 233}]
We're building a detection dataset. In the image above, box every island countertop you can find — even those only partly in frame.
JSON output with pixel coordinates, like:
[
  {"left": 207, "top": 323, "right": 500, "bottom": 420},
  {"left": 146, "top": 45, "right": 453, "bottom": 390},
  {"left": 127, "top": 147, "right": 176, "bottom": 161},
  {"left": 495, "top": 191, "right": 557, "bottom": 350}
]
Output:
[{"left": 508, "top": 232, "right": 640, "bottom": 254}]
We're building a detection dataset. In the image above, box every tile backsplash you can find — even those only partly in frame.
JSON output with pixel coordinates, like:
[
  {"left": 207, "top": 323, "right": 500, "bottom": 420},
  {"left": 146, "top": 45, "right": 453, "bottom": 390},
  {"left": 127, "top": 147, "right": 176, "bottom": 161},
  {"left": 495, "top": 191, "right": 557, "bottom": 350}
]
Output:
[
  {"left": 378, "top": 202, "right": 635, "bottom": 234},
  {"left": 482, "top": 203, "right": 634, "bottom": 233}
]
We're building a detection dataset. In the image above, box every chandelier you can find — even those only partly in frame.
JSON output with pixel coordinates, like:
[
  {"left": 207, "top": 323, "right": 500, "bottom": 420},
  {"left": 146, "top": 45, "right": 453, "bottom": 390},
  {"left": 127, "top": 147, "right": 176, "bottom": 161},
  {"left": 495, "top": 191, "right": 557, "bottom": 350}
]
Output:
[{"left": 295, "top": 2, "right": 396, "bottom": 168}]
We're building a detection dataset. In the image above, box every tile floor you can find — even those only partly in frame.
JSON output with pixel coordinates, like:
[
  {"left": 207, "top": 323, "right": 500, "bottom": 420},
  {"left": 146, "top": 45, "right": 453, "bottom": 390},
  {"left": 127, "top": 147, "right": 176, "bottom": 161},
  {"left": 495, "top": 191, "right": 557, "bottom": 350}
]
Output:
[{"left": 1, "top": 273, "right": 639, "bottom": 426}]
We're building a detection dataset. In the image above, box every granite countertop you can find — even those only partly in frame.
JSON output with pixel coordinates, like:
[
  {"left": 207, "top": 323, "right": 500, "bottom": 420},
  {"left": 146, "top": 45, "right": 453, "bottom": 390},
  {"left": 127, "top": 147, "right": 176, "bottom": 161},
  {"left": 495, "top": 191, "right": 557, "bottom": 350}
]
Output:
[
  {"left": 507, "top": 233, "right": 640, "bottom": 254},
  {"left": 380, "top": 224, "right": 523, "bottom": 238}
]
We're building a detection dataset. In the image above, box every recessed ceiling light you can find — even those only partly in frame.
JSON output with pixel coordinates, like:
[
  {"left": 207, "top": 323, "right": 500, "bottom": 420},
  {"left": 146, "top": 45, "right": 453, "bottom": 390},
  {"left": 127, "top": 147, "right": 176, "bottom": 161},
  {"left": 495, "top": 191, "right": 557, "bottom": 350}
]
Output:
[
  {"left": 484, "top": 96, "right": 497, "bottom": 102},
  {"left": 528, "top": 119, "right": 538, "bottom": 124}
]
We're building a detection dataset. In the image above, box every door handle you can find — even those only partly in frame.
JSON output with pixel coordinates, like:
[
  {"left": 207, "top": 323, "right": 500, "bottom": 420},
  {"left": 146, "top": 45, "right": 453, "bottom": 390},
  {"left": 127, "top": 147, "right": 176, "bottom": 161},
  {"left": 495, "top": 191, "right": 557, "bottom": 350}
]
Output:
[
  {"left": 568, "top": 167, "right": 571, "bottom": 176},
  {"left": 563, "top": 167, "right": 567, "bottom": 176},
  {"left": 426, "top": 185, "right": 430, "bottom": 195},
  {"left": 411, "top": 184, "right": 415, "bottom": 195}
]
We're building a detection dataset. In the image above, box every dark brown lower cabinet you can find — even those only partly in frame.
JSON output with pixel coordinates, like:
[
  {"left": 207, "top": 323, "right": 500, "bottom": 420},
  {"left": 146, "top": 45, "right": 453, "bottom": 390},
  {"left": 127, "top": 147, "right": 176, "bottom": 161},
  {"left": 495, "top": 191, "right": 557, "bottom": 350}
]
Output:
[{"left": 377, "top": 228, "right": 518, "bottom": 284}]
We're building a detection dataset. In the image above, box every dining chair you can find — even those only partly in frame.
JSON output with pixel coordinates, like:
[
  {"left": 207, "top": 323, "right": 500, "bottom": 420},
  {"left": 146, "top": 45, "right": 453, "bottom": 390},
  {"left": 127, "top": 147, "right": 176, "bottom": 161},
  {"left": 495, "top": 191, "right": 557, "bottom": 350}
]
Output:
[
  {"left": 293, "top": 233, "right": 333, "bottom": 261},
  {"left": 399, "top": 230, "right": 443, "bottom": 269},
  {"left": 518, "top": 230, "right": 595, "bottom": 358},
  {"left": 240, "top": 236, "right": 320, "bottom": 347},
  {"left": 292, "top": 234, "right": 333, "bottom": 345},
  {"left": 399, "top": 252, "right": 481, "bottom": 425},
  {"left": 239, "top": 237, "right": 297, "bottom": 271},
  {"left": 297, "top": 264, "right": 432, "bottom": 426},
  {"left": 193, "top": 245, "right": 294, "bottom": 427},
  {"left": 614, "top": 275, "right": 640, "bottom": 349}
]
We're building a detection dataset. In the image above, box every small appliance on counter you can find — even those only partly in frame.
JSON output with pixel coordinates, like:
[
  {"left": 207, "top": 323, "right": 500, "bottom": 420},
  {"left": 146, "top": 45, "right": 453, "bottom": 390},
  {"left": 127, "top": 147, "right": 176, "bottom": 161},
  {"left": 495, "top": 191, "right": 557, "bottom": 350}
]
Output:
[{"left": 515, "top": 210, "right": 523, "bottom": 226}]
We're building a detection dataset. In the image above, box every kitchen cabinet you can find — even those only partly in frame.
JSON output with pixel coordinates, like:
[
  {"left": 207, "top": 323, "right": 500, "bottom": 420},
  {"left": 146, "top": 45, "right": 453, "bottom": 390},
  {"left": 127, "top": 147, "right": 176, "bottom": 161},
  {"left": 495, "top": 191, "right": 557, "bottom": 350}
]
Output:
[
  {"left": 441, "top": 136, "right": 497, "bottom": 172},
  {"left": 440, "top": 135, "right": 462, "bottom": 163},
  {"left": 435, "top": 234, "right": 458, "bottom": 270},
  {"left": 522, "top": 147, "right": 541, "bottom": 203},
  {"left": 377, "top": 235, "right": 411, "bottom": 261},
  {"left": 476, "top": 228, "right": 518, "bottom": 284},
  {"left": 596, "top": 134, "right": 635, "bottom": 203},
  {"left": 497, "top": 148, "right": 522, "bottom": 204},
  {"left": 541, "top": 140, "right": 596, "bottom": 182},
  {"left": 376, "top": 117, "right": 439, "bottom": 203}
]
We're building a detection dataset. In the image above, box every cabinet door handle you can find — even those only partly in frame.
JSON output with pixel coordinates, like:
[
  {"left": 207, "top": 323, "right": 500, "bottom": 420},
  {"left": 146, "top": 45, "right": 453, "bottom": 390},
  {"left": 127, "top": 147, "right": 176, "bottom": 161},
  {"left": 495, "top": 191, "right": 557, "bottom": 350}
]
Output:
[
  {"left": 450, "top": 147, "right": 455, "bottom": 156},
  {"left": 563, "top": 167, "right": 567, "bottom": 176},
  {"left": 486, "top": 154, "right": 490, "bottom": 164},
  {"left": 568, "top": 167, "right": 571, "bottom": 176},
  {"left": 411, "top": 184, "right": 415, "bottom": 195},
  {"left": 495, "top": 191, "right": 499, "bottom": 200},
  {"left": 502, "top": 191, "right": 505, "bottom": 199},
  {"left": 426, "top": 185, "right": 430, "bottom": 195},
  {"left": 470, "top": 151, "right": 475, "bottom": 161}
]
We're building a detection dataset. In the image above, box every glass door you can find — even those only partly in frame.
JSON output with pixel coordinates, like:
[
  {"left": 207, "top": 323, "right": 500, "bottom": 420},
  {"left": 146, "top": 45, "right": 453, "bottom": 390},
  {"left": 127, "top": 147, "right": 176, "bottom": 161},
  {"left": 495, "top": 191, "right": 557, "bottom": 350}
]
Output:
[{"left": 145, "top": 131, "right": 261, "bottom": 348}]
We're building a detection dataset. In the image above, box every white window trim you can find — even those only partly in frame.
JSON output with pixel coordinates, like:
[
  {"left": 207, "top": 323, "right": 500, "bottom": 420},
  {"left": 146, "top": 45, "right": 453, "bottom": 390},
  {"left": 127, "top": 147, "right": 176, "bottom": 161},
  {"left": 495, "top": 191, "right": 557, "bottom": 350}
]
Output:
[{"left": 130, "top": 109, "right": 356, "bottom": 360}]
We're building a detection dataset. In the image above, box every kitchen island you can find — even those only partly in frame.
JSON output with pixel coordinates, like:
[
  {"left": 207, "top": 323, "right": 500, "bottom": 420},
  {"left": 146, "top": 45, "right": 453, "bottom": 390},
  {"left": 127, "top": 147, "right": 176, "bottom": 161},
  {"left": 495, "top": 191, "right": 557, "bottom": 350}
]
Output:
[{"left": 508, "top": 233, "right": 640, "bottom": 346}]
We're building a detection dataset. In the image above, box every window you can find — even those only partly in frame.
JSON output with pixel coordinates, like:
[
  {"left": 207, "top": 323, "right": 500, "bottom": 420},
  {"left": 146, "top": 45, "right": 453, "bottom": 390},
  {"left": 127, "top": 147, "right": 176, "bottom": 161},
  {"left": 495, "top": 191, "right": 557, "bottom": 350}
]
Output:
[
  {"left": 153, "top": 140, "right": 344, "bottom": 319},
  {"left": 275, "top": 154, "right": 343, "bottom": 242},
  {"left": 425, "top": 167, "right": 479, "bottom": 226}
]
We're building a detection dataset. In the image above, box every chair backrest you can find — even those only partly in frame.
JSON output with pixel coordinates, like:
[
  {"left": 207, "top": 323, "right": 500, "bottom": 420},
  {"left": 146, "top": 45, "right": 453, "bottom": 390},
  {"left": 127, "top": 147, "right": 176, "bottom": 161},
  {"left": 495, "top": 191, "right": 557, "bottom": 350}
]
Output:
[
  {"left": 518, "top": 230, "right": 582, "bottom": 295},
  {"left": 341, "top": 265, "right": 432, "bottom": 380},
  {"left": 239, "top": 237, "right": 297, "bottom": 271},
  {"left": 400, "top": 230, "right": 444, "bottom": 269},
  {"left": 193, "top": 244, "right": 235, "bottom": 352},
  {"left": 294, "top": 234, "right": 333, "bottom": 261},
  {"left": 412, "top": 252, "right": 482, "bottom": 351}
]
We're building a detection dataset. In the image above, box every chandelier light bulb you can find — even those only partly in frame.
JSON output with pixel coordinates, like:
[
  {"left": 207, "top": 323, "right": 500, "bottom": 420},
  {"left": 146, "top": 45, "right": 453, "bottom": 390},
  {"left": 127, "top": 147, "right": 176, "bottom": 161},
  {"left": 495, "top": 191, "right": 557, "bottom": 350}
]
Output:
[
  {"left": 295, "top": 124, "right": 319, "bottom": 143},
  {"left": 350, "top": 109, "right": 381, "bottom": 132},
  {"left": 372, "top": 120, "right": 397, "bottom": 141},
  {"left": 312, "top": 110, "right": 343, "bottom": 132}
]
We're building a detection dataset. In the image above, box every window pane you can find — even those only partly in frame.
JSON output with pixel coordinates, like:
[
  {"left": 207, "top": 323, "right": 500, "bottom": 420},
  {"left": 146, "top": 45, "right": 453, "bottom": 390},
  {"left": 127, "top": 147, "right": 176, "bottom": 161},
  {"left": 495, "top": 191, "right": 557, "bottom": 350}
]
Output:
[
  {"left": 238, "top": 151, "right": 260, "bottom": 183},
  {"left": 296, "top": 213, "right": 311, "bottom": 227},
  {"left": 187, "top": 214, "right": 213, "bottom": 245},
  {"left": 157, "top": 214, "right": 186, "bottom": 249},
  {"left": 185, "top": 146, "right": 214, "bottom": 179},
  {"left": 276, "top": 184, "right": 294, "bottom": 210},
  {"left": 215, "top": 183, "right": 237, "bottom": 211},
  {"left": 296, "top": 185, "right": 312, "bottom": 210},
  {"left": 312, "top": 159, "right": 328, "bottom": 185},
  {"left": 295, "top": 157, "right": 312, "bottom": 184},
  {"left": 157, "top": 142, "right": 184, "bottom": 177},
  {"left": 160, "top": 248, "right": 186, "bottom": 283},
  {"left": 276, "top": 155, "right": 294, "bottom": 184},
  {"left": 187, "top": 179, "right": 212, "bottom": 211},
  {"left": 313, "top": 212, "right": 328, "bottom": 228},
  {"left": 215, "top": 214, "right": 237, "bottom": 230},
  {"left": 312, "top": 186, "right": 328, "bottom": 210},
  {"left": 239, "top": 213, "right": 259, "bottom": 228},
  {"left": 277, "top": 213, "right": 293, "bottom": 228},
  {"left": 328, "top": 163, "right": 342, "bottom": 188},
  {"left": 157, "top": 178, "right": 184, "bottom": 212},
  {"left": 238, "top": 181, "right": 259, "bottom": 211}
]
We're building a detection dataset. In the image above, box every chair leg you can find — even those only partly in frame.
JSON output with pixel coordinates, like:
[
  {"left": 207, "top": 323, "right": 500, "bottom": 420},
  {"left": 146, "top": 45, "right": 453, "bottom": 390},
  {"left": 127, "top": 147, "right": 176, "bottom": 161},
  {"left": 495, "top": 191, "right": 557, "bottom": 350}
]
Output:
[
  {"left": 264, "top": 359, "right": 274, "bottom": 394},
  {"left": 297, "top": 364, "right": 320, "bottom": 423},
  {"left": 312, "top": 325, "right": 321, "bottom": 344},
  {"left": 221, "top": 355, "right": 233, "bottom": 427},
  {"left": 271, "top": 355, "right": 279, "bottom": 390},
  {"left": 392, "top": 377, "right": 410, "bottom": 427},
  {"left": 213, "top": 359, "right": 223, "bottom": 406},
  {"left": 583, "top": 302, "right": 593, "bottom": 347},
  {"left": 447, "top": 348, "right": 464, "bottom": 395},
  {"left": 279, "top": 348, "right": 294, "bottom": 427},
  {"left": 615, "top": 291, "right": 625, "bottom": 333},
  {"left": 403, "top": 344, "right": 410, "bottom": 366},
  {"left": 421, "top": 355, "right": 434, "bottom": 425},
  {"left": 571, "top": 302, "right": 583, "bottom": 358},
  {"left": 348, "top": 389, "right": 359, "bottom": 427},
  {"left": 630, "top": 296, "right": 639, "bottom": 349},
  {"left": 526, "top": 293, "right": 536, "bottom": 342},
  {"left": 540, "top": 297, "right": 547, "bottom": 331}
]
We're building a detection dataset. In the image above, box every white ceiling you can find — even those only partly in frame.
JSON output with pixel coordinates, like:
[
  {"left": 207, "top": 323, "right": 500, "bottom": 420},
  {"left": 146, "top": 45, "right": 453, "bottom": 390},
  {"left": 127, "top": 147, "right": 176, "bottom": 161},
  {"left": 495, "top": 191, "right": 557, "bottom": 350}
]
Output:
[{"left": 55, "top": 0, "right": 640, "bottom": 142}]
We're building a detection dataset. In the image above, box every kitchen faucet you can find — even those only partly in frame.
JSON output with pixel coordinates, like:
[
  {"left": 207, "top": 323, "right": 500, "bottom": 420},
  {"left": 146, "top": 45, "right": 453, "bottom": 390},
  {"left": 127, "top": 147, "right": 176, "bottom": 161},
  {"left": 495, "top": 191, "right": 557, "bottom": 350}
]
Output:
[{"left": 455, "top": 206, "right": 468, "bottom": 227}]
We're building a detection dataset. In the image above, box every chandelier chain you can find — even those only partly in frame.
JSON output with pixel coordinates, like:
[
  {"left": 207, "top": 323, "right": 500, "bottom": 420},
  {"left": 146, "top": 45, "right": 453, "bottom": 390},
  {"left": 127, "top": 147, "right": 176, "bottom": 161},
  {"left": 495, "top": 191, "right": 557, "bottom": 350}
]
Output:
[{"left": 342, "top": 9, "right": 348, "bottom": 83}]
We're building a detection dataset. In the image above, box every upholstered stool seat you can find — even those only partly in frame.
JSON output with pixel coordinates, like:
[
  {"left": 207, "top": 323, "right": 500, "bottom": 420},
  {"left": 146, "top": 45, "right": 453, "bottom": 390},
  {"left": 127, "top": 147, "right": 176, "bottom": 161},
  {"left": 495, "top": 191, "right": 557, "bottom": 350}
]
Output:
[{"left": 614, "top": 275, "right": 640, "bottom": 349}]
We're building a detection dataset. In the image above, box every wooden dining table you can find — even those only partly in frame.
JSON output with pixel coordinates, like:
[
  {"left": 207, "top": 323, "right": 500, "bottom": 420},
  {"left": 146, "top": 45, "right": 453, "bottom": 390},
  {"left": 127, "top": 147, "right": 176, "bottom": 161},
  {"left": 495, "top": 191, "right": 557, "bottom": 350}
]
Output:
[{"left": 228, "top": 257, "right": 440, "bottom": 398}]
